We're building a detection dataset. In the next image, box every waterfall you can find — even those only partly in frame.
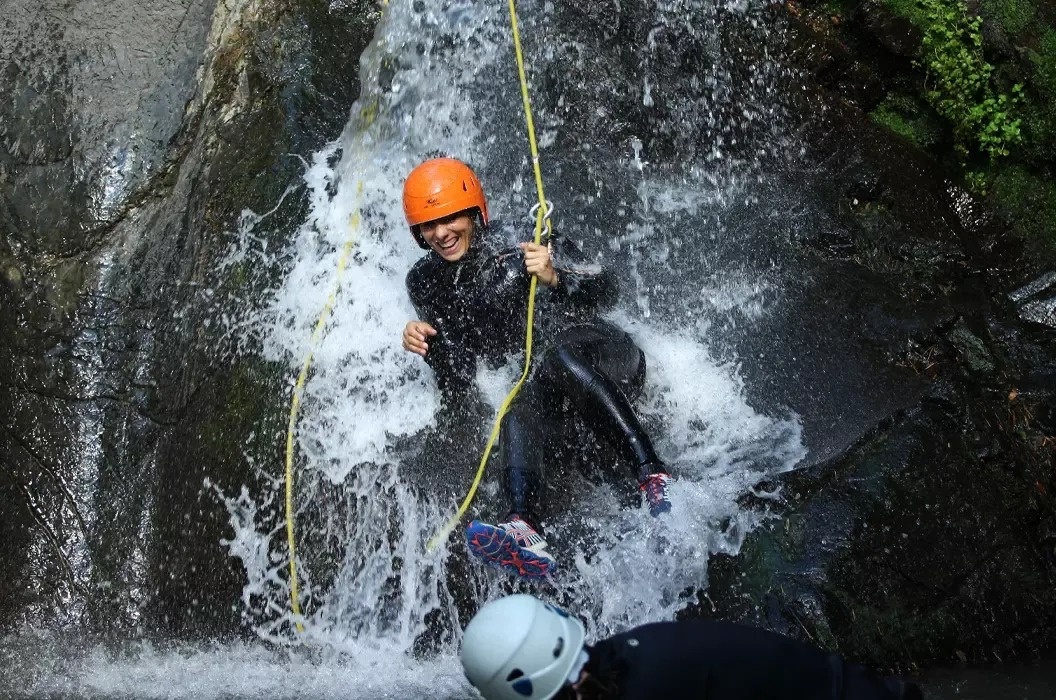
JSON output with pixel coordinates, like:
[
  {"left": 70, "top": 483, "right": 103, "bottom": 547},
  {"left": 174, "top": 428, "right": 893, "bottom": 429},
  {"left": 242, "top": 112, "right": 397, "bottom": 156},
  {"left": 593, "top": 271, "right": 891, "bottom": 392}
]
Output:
[
  {"left": 224, "top": 0, "right": 803, "bottom": 676},
  {"left": 6, "top": 0, "right": 806, "bottom": 696}
]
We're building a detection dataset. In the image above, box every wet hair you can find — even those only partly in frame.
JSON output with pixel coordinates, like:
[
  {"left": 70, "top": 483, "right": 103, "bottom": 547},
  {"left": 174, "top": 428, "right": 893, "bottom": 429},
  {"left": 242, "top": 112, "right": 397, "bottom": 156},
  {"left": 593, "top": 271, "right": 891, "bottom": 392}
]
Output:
[
  {"left": 572, "top": 672, "right": 621, "bottom": 700},
  {"left": 551, "top": 659, "right": 622, "bottom": 700}
]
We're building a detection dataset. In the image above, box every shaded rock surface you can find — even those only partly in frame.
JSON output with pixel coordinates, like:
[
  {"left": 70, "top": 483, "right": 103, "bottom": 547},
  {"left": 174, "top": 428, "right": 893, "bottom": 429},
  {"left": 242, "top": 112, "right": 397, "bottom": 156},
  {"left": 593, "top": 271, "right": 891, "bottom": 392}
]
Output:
[
  {"left": 694, "top": 9, "right": 1056, "bottom": 671},
  {"left": 1, "top": 0, "right": 378, "bottom": 637}
]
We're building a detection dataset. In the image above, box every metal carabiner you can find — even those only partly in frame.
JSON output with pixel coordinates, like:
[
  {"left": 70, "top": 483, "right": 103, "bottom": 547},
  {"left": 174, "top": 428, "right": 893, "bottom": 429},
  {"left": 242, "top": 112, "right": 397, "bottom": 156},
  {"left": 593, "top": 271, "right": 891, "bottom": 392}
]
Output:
[{"left": 527, "top": 199, "right": 555, "bottom": 224}]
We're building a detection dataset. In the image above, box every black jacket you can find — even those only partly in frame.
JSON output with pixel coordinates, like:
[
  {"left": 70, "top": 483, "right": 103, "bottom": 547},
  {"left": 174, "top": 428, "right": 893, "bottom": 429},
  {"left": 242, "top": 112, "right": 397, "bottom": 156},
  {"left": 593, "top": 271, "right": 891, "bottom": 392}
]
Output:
[
  {"left": 583, "top": 620, "right": 921, "bottom": 700},
  {"left": 405, "top": 221, "right": 617, "bottom": 394}
]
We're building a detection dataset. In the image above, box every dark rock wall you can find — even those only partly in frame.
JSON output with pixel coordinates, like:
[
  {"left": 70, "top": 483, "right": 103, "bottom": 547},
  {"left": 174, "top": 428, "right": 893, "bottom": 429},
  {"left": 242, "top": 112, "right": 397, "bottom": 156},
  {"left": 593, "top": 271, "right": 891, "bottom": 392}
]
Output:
[
  {"left": 0, "top": 0, "right": 378, "bottom": 637},
  {"left": 786, "top": 0, "right": 1056, "bottom": 256},
  {"left": 1, "top": 0, "right": 222, "bottom": 634},
  {"left": 697, "top": 4, "right": 1056, "bottom": 670}
]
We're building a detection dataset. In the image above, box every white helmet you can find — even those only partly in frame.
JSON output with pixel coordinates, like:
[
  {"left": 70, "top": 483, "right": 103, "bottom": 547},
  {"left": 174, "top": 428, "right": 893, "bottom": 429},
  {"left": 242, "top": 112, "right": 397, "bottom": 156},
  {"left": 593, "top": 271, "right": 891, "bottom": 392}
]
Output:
[{"left": 460, "top": 594, "right": 587, "bottom": 700}]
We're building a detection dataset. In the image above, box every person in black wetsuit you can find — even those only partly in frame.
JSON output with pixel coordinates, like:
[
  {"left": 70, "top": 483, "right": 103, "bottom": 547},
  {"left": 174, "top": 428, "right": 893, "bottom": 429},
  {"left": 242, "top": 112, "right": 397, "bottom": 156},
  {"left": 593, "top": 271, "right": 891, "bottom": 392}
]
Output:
[
  {"left": 460, "top": 594, "right": 924, "bottom": 700},
  {"left": 399, "top": 157, "right": 673, "bottom": 579}
]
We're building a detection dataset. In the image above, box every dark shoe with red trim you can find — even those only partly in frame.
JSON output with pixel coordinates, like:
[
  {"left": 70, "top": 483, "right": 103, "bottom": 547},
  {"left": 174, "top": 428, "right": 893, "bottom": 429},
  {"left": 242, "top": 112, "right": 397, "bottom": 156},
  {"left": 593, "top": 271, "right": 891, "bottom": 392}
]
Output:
[{"left": 639, "top": 472, "right": 673, "bottom": 516}]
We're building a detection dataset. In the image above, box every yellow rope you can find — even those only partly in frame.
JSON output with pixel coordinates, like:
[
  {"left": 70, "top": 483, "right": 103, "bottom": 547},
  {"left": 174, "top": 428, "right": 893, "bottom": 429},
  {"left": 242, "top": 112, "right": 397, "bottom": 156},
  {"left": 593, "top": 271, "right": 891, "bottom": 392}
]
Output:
[
  {"left": 425, "top": 0, "right": 552, "bottom": 551},
  {"left": 285, "top": 182, "right": 364, "bottom": 633}
]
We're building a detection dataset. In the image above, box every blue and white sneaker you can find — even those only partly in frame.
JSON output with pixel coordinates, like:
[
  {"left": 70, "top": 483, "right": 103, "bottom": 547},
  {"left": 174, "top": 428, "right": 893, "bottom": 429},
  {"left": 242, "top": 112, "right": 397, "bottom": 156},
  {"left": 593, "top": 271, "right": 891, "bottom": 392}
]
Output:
[{"left": 465, "top": 515, "right": 557, "bottom": 580}]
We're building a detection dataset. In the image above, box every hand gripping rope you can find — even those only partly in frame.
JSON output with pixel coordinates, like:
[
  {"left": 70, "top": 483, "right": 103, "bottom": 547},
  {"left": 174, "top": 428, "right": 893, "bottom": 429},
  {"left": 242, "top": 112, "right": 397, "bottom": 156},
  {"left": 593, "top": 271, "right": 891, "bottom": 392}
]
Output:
[{"left": 425, "top": 0, "right": 554, "bottom": 551}]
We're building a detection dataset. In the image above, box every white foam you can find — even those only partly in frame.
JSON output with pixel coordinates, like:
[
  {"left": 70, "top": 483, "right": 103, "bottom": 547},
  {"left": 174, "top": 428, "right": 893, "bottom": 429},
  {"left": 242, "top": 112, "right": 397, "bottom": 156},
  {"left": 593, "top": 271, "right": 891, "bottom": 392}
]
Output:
[
  {"left": 11, "top": 634, "right": 469, "bottom": 700},
  {"left": 0, "top": 0, "right": 808, "bottom": 695},
  {"left": 211, "top": 0, "right": 806, "bottom": 653}
]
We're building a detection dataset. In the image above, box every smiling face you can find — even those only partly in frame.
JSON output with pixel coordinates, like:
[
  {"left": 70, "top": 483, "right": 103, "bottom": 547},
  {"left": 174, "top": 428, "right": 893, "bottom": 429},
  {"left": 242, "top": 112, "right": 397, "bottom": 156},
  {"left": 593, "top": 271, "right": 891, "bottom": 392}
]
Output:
[{"left": 418, "top": 210, "right": 476, "bottom": 262}]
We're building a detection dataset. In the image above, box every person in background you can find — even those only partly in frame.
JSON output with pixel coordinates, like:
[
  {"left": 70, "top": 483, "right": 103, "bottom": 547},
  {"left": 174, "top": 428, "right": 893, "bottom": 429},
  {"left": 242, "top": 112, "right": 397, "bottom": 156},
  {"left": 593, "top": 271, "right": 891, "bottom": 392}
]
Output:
[
  {"left": 399, "top": 157, "right": 673, "bottom": 580},
  {"left": 460, "top": 594, "right": 925, "bottom": 700}
]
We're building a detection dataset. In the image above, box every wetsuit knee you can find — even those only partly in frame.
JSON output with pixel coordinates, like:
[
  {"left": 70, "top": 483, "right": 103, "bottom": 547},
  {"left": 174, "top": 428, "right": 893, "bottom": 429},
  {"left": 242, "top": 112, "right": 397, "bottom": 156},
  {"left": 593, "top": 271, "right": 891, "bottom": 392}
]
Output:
[
  {"left": 543, "top": 342, "right": 660, "bottom": 471},
  {"left": 541, "top": 327, "right": 646, "bottom": 400},
  {"left": 589, "top": 339, "right": 647, "bottom": 399}
]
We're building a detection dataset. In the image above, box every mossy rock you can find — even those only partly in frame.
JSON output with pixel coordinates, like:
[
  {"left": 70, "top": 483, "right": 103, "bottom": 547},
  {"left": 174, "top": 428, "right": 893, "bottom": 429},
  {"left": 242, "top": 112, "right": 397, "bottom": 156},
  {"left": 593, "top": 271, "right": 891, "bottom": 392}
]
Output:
[
  {"left": 991, "top": 164, "right": 1056, "bottom": 250},
  {"left": 881, "top": 0, "right": 931, "bottom": 29},
  {"left": 869, "top": 92, "right": 946, "bottom": 148},
  {"left": 989, "top": 0, "right": 1039, "bottom": 36}
]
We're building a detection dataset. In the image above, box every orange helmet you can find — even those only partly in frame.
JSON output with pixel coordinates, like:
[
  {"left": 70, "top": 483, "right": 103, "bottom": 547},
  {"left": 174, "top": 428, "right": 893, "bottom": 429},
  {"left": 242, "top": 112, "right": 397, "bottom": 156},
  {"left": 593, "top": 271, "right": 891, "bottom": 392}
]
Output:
[{"left": 403, "top": 158, "right": 489, "bottom": 249}]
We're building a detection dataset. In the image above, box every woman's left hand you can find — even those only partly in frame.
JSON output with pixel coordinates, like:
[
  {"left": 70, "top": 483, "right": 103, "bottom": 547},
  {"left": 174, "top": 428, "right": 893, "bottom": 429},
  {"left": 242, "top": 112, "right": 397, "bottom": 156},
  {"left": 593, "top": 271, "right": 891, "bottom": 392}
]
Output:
[{"left": 520, "top": 242, "right": 560, "bottom": 287}]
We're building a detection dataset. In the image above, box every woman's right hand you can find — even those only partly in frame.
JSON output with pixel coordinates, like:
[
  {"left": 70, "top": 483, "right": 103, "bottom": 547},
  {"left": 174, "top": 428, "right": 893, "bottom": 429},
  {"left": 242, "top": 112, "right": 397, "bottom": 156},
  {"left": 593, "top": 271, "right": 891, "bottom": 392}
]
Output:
[{"left": 402, "top": 320, "right": 437, "bottom": 357}]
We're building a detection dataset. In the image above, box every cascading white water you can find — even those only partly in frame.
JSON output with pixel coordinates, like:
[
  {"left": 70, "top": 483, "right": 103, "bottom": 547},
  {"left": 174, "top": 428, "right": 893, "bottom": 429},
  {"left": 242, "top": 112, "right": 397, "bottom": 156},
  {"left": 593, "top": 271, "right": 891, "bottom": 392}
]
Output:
[
  {"left": 222, "top": 0, "right": 805, "bottom": 680},
  {"left": 223, "top": 0, "right": 804, "bottom": 675},
  {"left": 9, "top": 0, "right": 806, "bottom": 697}
]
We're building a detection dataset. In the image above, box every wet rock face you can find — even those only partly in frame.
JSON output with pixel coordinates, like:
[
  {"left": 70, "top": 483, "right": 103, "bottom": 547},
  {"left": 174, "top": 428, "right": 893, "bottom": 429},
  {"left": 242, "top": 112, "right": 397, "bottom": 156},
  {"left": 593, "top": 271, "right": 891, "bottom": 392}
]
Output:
[
  {"left": 1010, "top": 272, "right": 1056, "bottom": 328},
  {"left": 711, "top": 372, "right": 1056, "bottom": 660},
  {"left": 1, "top": 0, "right": 378, "bottom": 636},
  {"left": 696, "top": 9, "right": 1056, "bottom": 671},
  {"left": 0, "top": 0, "right": 215, "bottom": 246},
  {"left": 1, "top": 0, "right": 219, "bottom": 634},
  {"left": 707, "top": 349, "right": 1056, "bottom": 668},
  {"left": 479, "top": 2, "right": 1056, "bottom": 672},
  {"left": 543, "top": 0, "right": 793, "bottom": 168}
]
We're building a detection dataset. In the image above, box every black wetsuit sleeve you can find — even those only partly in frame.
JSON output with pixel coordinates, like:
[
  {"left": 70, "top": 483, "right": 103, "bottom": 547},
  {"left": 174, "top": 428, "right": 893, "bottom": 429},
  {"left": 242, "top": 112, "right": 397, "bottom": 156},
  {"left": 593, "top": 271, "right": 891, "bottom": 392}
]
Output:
[
  {"left": 548, "top": 234, "right": 618, "bottom": 309},
  {"left": 406, "top": 269, "right": 477, "bottom": 396}
]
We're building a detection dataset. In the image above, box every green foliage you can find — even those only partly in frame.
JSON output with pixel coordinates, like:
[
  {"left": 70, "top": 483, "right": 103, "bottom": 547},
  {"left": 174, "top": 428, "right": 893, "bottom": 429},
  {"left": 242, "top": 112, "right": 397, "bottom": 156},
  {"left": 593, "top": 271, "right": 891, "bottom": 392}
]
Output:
[
  {"left": 870, "top": 107, "right": 921, "bottom": 143},
  {"left": 1021, "top": 105, "right": 1056, "bottom": 163},
  {"left": 914, "top": 0, "right": 1023, "bottom": 162},
  {"left": 1031, "top": 29, "right": 1056, "bottom": 96},
  {"left": 1019, "top": 30, "right": 1056, "bottom": 163},
  {"left": 880, "top": 0, "right": 1053, "bottom": 245},
  {"left": 884, "top": 0, "right": 1024, "bottom": 164},
  {"left": 964, "top": 170, "right": 989, "bottom": 193},
  {"left": 870, "top": 94, "right": 944, "bottom": 147},
  {"left": 822, "top": 0, "right": 855, "bottom": 17}
]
